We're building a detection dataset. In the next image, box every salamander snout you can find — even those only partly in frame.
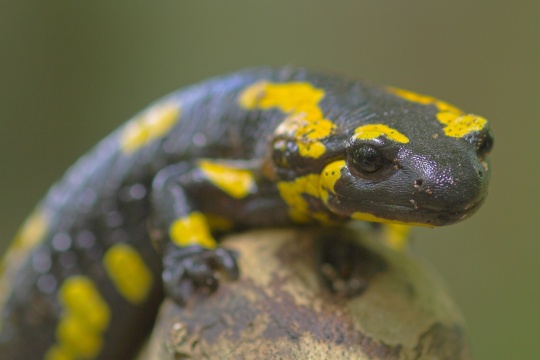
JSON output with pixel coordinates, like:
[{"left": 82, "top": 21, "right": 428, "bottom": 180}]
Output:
[{"left": 404, "top": 150, "right": 490, "bottom": 224}]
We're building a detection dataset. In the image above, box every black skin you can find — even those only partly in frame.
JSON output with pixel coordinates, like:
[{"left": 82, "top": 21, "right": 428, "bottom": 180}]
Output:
[{"left": 0, "top": 67, "right": 492, "bottom": 359}]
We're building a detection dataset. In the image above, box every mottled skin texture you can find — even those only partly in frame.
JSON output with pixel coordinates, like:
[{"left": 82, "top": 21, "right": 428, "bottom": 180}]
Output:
[{"left": 0, "top": 67, "right": 492, "bottom": 359}]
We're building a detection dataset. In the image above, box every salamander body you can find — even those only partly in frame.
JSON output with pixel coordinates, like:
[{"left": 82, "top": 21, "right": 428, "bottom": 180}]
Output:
[{"left": 0, "top": 67, "right": 493, "bottom": 359}]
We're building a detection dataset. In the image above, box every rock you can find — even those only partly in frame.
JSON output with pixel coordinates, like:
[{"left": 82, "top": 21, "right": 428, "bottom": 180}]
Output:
[{"left": 138, "top": 228, "right": 470, "bottom": 360}]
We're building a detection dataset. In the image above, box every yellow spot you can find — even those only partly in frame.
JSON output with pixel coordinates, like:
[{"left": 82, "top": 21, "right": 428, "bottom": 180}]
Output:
[
  {"left": 382, "top": 224, "right": 411, "bottom": 250},
  {"left": 170, "top": 212, "right": 217, "bottom": 249},
  {"left": 354, "top": 124, "right": 409, "bottom": 143},
  {"left": 56, "top": 316, "right": 102, "bottom": 358},
  {"left": 6, "top": 209, "right": 49, "bottom": 254},
  {"left": 240, "top": 81, "right": 324, "bottom": 115},
  {"left": 199, "top": 160, "right": 255, "bottom": 199},
  {"left": 103, "top": 244, "right": 153, "bottom": 305},
  {"left": 436, "top": 113, "right": 488, "bottom": 138},
  {"left": 277, "top": 174, "right": 332, "bottom": 223},
  {"left": 238, "top": 80, "right": 269, "bottom": 109},
  {"left": 388, "top": 87, "right": 488, "bottom": 138},
  {"left": 239, "top": 81, "right": 336, "bottom": 158},
  {"left": 320, "top": 160, "right": 345, "bottom": 204},
  {"left": 387, "top": 87, "right": 462, "bottom": 114},
  {"left": 121, "top": 100, "right": 180, "bottom": 153},
  {"left": 47, "top": 276, "right": 111, "bottom": 359},
  {"left": 351, "top": 212, "right": 432, "bottom": 227},
  {"left": 0, "top": 209, "right": 50, "bottom": 332},
  {"left": 59, "top": 277, "right": 110, "bottom": 333}
]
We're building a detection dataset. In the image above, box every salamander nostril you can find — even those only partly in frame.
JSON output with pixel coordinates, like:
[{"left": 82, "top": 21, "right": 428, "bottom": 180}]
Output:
[
  {"left": 414, "top": 179, "right": 423, "bottom": 187},
  {"left": 478, "top": 170, "right": 483, "bottom": 177}
]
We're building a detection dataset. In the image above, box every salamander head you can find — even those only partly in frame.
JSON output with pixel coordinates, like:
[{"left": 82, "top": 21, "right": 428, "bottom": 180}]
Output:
[
  {"left": 316, "top": 86, "right": 493, "bottom": 226},
  {"left": 238, "top": 72, "right": 493, "bottom": 227}
]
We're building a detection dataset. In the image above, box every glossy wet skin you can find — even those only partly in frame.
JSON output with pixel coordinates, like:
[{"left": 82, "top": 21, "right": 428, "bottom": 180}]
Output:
[
  {"left": 0, "top": 68, "right": 493, "bottom": 359},
  {"left": 308, "top": 86, "right": 493, "bottom": 226}
]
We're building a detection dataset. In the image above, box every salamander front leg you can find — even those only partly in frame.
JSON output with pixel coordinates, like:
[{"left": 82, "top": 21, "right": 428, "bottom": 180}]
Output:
[
  {"left": 316, "top": 228, "right": 386, "bottom": 298},
  {"left": 162, "top": 243, "right": 239, "bottom": 305},
  {"left": 150, "top": 164, "right": 239, "bottom": 305}
]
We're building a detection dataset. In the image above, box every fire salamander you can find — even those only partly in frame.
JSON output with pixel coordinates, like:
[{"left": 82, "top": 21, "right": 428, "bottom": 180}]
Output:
[{"left": 0, "top": 67, "right": 493, "bottom": 359}]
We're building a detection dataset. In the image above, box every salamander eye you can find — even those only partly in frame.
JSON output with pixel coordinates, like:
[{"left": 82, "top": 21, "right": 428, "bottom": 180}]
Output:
[{"left": 350, "top": 144, "right": 388, "bottom": 174}]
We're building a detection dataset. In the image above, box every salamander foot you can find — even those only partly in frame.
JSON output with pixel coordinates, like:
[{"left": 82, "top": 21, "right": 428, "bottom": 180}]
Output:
[{"left": 162, "top": 244, "right": 239, "bottom": 305}]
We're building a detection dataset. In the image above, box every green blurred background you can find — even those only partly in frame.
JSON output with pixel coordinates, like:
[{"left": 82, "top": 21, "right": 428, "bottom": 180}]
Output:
[{"left": 0, "top": 2, "right": 538, "bottom": 358}]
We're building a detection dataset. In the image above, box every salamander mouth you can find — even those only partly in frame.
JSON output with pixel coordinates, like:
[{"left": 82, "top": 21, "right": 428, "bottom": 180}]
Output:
[
  {"left": 328, "top": 193, "right": 486, "bottom": 227},
  {"left": 413, "top": 200, "right": 484, "bottom": 226}
]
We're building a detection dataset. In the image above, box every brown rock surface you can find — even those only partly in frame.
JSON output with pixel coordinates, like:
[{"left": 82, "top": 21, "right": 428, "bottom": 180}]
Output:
[{"left": 138, "top": 228, "right": 470, "bottom": 360}]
